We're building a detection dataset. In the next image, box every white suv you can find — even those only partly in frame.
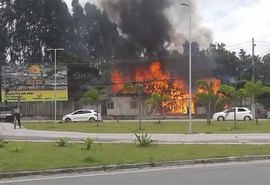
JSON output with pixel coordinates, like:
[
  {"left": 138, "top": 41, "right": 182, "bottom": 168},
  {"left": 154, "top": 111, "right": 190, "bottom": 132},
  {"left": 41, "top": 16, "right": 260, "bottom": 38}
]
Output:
[
  {"left": 62, "top": 109, "right": 102, "bottom": 123},
  {"left": 212, "top": 107, "right": 253, "bottom": 121}
]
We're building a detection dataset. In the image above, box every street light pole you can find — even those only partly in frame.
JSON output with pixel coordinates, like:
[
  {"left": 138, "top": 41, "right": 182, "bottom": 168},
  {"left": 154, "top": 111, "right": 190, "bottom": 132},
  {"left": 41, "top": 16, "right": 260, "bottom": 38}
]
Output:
[
  {"left": 47, "top": 48, "right": 64, "bottom": 123},
  {"left": 181, "top": 2, "right": 192, "bottom": 134},
  {"left": 251, "top": 38, "right": 256, "bottom": 119}
]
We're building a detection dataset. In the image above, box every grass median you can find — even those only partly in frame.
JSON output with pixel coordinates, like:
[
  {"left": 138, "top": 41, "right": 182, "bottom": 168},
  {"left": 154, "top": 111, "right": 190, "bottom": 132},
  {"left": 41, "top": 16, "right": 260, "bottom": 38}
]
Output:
[
  {"left": 24, "top": 120, "right": 270, "bottom": 134},
  {"left": 1, "top": 141, "right": 270, "bottom": 173}
]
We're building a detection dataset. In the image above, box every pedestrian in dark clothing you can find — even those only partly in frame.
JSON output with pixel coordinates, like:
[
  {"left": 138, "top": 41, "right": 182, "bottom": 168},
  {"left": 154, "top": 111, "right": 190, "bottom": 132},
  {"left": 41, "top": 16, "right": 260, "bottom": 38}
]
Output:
[{"left": 12, "top": 106, "right": 21, "bottom": 129}]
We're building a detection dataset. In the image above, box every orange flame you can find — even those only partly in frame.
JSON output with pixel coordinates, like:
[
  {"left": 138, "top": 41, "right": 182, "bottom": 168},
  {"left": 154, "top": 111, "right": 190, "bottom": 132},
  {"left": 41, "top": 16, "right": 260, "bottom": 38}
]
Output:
[
  {"left": 111, "top": 69, "right": 130, "bottom": 92},
  {"left": 111, "top": 61, "right": 220, "bottom": 114},
  {"left": 197, "top": 77, "right": 221, "bottom": 94}
]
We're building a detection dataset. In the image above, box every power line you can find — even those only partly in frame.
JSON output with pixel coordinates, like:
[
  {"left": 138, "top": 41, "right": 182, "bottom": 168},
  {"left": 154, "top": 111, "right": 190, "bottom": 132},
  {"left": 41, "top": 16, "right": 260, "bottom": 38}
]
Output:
[
  {"left": 225, "top": 41, "right": 250, "bottom": 48},
  {"left": 256, "top": 41, "right": 270, "bottom": 45},
  {"left": 81, "top": 75, "right": 221, "bottom": 86},
  {"left": 256, "top": 43, "right": 270, "bottom": 47},
  {"left": 226, "top": 45, "right": 250, "bottom": 51}
]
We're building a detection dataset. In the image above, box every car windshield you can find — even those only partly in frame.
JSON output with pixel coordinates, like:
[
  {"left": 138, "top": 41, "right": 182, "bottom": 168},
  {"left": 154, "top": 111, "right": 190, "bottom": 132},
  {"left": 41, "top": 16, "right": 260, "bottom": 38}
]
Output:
[{"left": 225, "top": 109, "right": 235, "bottom": 113}]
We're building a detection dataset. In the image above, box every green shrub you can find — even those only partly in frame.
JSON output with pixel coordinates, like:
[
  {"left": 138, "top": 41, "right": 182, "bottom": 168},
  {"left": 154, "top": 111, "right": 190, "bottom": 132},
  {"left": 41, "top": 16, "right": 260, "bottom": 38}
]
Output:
[
  {"left": 56, "top": 137, "right": 69, "bottom": 147},
  {"left": 10, "top": 146, "right": 23, "bottom": 153},
  {"left": 83, "top": 137, "right": 95, "bottom": 150},
  {"left": 148, "top": 156, "right": 155, "bottom": 166},
  {"left": 134, "top": 132, "right": 154, "bottom": 147},
  {"left": 0, "top": 138, "right": 8, "bottom": 148}
]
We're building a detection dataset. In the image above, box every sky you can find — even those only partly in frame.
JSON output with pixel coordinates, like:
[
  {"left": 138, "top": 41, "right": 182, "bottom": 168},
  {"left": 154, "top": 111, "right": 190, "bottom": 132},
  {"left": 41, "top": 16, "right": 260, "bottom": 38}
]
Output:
[
  {"left": 64, "top": 0, "right": 270, "bottom": 56},
  {"left": 197, "top": 0, "right": 270, "bottom": 56}
]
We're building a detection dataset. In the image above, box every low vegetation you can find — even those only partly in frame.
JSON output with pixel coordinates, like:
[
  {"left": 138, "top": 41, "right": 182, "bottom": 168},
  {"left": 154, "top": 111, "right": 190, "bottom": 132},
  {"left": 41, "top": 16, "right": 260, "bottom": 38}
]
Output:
[
  {"left": 0, "top": 138, "right": 8, "bottom": 148},
  {"left": 9, "top": 145, "right": 23, "bottom": 153},
  {"left": 83, "top": 137, "right": 95, "bottom": 150},
  {"left": 56, "top": 137, "right": 69, "bottom": 147},
  {"left": 134, "top": 133, "right": 154, "bottom": 147},
  {"left": 1, "top": 141, "right": 270, "bottom": 172}
]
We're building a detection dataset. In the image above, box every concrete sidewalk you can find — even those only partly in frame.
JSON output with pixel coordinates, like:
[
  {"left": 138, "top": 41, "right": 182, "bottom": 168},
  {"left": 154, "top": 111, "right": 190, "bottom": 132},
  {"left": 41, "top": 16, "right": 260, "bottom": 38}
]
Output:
[{"left": 1, "top": 122, "right": 270, "bottom": 144}]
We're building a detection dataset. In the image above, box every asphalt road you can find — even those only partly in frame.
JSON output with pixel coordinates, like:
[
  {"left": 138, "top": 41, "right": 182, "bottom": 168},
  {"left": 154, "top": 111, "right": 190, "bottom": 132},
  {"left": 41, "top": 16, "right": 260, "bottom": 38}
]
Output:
[
  {"left": 2, "top": 122, "right": 270, "bottom": 144},
  {"left": 1, "top": 161, "right": 270, "bottom": 185}
]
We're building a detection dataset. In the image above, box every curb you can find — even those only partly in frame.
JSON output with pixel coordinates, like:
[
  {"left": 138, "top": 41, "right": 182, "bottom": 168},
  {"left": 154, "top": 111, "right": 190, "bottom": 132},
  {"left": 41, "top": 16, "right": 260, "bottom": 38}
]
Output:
[{"left": 1, "top": 154, "right": 270, "bottom": 179}]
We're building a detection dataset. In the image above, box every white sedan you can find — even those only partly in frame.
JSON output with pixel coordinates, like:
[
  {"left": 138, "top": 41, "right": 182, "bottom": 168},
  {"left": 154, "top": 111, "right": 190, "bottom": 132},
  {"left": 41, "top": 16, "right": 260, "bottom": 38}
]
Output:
[
  {"left": 62, "top": 109, "right": 102, "bottom": 123},
  {"left": 212, "top": 107, "right": 253, "bottom": 121}
]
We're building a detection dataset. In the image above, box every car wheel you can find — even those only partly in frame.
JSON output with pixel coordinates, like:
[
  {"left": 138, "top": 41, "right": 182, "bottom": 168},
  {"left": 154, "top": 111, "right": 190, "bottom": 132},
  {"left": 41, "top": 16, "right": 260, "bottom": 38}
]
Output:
[
  {"left": 65, "top": 118, "right": 72, "bottom": 123},
  {"left": 244, "top": 116, "right": 251, "bottom": 121},
  {"left": 89, "top": 117, "right": 96, "bottom": 123},
  {"left": 217, "top": 116, "right": 225, "bottom": 121}
]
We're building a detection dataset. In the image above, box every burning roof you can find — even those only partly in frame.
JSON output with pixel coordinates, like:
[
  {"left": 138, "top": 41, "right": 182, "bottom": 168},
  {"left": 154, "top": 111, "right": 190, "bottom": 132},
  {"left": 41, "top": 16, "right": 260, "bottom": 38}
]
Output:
[{"left": 112, "top": 60, "right": 191, "bottom": 114}]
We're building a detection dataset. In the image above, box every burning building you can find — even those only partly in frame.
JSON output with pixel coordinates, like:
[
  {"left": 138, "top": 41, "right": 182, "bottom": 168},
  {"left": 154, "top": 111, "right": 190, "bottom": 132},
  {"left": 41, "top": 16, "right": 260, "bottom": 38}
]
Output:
[{"left": 111, "top": 60, "right": 205, "bottom": 115}]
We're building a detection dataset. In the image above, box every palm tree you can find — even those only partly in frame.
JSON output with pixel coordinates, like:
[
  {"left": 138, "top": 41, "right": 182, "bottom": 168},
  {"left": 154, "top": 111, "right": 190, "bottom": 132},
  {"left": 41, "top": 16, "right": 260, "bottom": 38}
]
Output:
[
  {"left": 123, "top": 83, "right": 145, "bottom": 130},
  {"left": 196, "top": 79, "right": 220, "bottom": 125},
  {"left": 82, "top": 87, "right": 105, "bottom": 127},
  {"left": 218, "top": 84, "right": 247, "bottom": 128},
  {"left": 145, "top": 92, "right": 170, "bottom": 124},
  {"left": 244, "top": 81, "right": 270, "bottom": 124}
]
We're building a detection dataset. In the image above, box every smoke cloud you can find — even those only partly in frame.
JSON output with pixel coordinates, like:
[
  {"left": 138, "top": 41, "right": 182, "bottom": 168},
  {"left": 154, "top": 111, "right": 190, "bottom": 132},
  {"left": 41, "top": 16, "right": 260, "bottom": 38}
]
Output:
[
  {"left": 99, "top": 0, "right": 213, "bottom": 53},
  {"left": 166, "top": 0, "right": 213, "bottom": 50},
  {"left": 100, "top": 0, "right": 172, "bottom": 56}
]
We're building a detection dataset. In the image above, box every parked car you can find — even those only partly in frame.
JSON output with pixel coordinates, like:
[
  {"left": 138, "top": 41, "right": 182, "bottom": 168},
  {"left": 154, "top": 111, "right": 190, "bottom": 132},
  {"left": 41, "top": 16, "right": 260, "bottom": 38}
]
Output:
[
  {"left": 0, "top": 106, "right": 14, "bottom": 122},
  {"left": 62, "top": 109, "right": 102, "bottom": 123},
  {"left": 212, "top": 107, "right": 253, "bottom": 121}
]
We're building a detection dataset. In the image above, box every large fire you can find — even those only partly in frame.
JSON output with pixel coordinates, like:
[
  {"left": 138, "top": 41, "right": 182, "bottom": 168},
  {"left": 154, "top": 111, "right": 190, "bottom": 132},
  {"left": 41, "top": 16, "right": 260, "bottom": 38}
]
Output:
[
  {"left": 112, "top": 61, "right": 192, "bottom": 114},
  {"left": 111, "top": 61, "right": 220, "bottom": 114},
  {"left": 197, "top": 77, "right": 221, "bottom": 94}
]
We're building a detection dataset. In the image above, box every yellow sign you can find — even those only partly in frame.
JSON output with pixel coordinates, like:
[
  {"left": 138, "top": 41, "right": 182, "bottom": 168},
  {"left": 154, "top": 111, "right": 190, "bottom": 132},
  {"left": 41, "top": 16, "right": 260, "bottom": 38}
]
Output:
[
  {"left": 2, "top": 90, "right": 68, "bottom": 102},
  {"left": 1, "top": 64, "right": 68, "bottom": 102}
]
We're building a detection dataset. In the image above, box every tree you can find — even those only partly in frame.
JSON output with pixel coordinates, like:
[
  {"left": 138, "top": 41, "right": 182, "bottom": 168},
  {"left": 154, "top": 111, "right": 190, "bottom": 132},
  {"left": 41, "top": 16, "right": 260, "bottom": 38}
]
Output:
[
  {"left": 71, "top": 0, "right": 88, "bottom": 62},
  {"left": 183, "top": 41, "right": 200, "bottom": 58},
  {"left": 123, "top": 83, "right": 145, "bottom": 130},
  {"left": 84, "top": 3, "right": 121, "bottom": 65},
  {"left": 2, "top": 0, "right": 74, "bottom": 65},
  {"left": 82, "top": 87, "right": 105, "bottom": 127},
  {"left": 218, "top": 84, "right": 247, "bottom": 128},
  {"left": 210, "top": 43, "right": 241, "bottom": 83},
  {"left": 145, "top": 92, "right": 170, "bottom": 124},
  {"left": 196, "top": 79, "right": 220, "bottom": 125},
  {"left": 0, "top": 1, "right": 8, "bottom": 63},
  {"left": 244, "top": 81, "right": 270, "bottom": 124}
]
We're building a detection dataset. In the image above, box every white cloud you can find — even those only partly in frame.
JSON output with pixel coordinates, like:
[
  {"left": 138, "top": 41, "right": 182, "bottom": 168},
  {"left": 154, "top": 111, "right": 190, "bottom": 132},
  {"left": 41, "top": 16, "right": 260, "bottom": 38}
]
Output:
[{"left": 197, "top": 0, "right": 270, "bottom": 55}]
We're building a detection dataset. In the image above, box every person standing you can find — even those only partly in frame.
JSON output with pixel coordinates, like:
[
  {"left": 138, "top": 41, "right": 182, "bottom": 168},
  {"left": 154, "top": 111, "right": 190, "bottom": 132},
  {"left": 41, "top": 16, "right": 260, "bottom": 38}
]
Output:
[{"left": 12, "top": 106, "right": 21, "bottom": 129}]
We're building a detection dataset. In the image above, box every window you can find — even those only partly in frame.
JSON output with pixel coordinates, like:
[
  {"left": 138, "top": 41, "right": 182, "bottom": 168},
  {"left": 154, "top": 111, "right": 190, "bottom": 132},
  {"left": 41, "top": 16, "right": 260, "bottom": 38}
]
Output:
[
  {"left": 82, "top": 110, "right": 92, "bottom": 114},
  {"left": 73, "top": 110, "right": 83, "bottom": 114},
  {"left": 226, "top": 109, "right": 234, "bottom": 113},
  {"left": 130, "top": 100, "right": 137, "bottom": 109},
  {"left": 238, "top": 108, "right": 246, "bottom": 112},
  {"left": 107, "top": 101, "right": 114, "bottom": 109}
]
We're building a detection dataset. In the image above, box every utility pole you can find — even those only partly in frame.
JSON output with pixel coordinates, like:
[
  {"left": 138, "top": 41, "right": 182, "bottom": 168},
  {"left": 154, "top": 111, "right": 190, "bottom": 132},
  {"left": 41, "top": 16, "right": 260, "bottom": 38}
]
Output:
[
  {"left": 252, "top": 38, "right": 255, "bottom": 82},
  {"left": 251, "top": 38, "right": 256, "bottom": 119}
]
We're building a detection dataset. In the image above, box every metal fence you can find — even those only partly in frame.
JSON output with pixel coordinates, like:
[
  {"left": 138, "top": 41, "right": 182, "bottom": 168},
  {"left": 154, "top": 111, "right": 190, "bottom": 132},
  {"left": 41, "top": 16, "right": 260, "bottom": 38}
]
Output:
[{"left": 2, "top": 101, "right": 94, "bottom": 120}]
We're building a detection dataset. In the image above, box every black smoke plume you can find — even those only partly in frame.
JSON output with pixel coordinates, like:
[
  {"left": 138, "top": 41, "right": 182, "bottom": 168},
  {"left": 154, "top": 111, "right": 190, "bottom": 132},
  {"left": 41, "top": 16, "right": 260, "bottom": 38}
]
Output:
[
  {"left": 101, "top": 0, "right": 173, "bottom": 57},
  {"left": 100, "top": 0, "right": 213, "bottom": 54}
]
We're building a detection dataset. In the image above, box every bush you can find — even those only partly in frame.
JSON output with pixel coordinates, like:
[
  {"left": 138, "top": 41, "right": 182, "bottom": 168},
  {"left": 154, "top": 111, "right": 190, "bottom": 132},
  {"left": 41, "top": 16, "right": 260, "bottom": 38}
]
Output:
[
  {"left": 83, "top": 137, "right": 95, "bottom": 150},
  {"left": 56, "top": 137, "right": 69, "bottom": 147},
  {"left": 10, "top": 146, "right": 23, "bottom": 152},
  {"left": 0, "top": 138, "right": 8, "bottom": 148},
  {"left": 134, "top": 132, "right": 154, "bottom": 147}
]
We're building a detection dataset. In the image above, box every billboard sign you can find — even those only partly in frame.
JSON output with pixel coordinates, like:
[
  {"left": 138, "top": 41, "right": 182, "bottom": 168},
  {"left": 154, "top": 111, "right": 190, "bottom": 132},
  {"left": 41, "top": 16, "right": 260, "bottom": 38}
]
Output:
[{"left": 1, "top": 64, "right": 68, "bottom": 102}]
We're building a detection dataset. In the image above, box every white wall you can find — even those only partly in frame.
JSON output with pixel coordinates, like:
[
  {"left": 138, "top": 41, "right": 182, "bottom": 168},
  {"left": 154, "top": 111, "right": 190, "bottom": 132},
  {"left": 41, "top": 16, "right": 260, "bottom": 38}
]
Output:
[{"left": 107, "top": 96, "right": 139, "bottom": 115}]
